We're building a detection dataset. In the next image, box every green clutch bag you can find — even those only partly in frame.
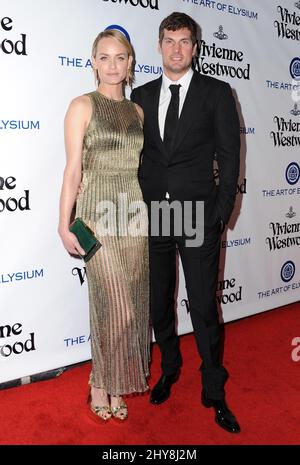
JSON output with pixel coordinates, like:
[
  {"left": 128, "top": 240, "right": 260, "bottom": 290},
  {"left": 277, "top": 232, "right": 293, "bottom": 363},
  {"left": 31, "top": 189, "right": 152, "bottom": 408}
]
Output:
[{"left": 69, "top": 217, "right": 102, "bottom": 262}]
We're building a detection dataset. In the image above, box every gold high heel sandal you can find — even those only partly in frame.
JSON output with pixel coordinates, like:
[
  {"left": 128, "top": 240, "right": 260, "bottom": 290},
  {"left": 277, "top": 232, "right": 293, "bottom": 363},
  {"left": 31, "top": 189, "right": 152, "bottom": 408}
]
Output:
[
  {"left": 87, "top": 389, "right": 112, "bottom": 423},
  {"left": 110, "top": 396, "right": 128, "bottom": 422}
]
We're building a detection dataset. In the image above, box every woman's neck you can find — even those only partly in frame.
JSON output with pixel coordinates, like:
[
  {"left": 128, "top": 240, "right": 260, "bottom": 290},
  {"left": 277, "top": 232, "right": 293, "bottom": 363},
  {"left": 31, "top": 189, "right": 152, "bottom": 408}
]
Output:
[{"left": 97, "top": 84, "right": 124, "bottom": 101}]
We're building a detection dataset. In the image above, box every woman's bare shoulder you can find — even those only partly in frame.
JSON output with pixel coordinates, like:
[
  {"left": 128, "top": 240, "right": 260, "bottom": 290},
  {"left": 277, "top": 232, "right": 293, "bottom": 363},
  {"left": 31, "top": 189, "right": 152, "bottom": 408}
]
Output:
[{"left": 68, "top": 94, "right": 91, "bottom": 111}]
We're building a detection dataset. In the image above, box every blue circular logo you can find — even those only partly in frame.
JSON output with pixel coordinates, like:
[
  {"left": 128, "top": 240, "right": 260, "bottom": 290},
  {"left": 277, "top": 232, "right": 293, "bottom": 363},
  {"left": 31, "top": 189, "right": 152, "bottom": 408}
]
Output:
[
  {"left": 285, "top": 162, "right": 300, "bottom": 185},
  {"left": 290, "top": 57, "right": 300, "bottom": 80},
  {"left": 105, "top": 25, "right": 131, "bottom": 43},
  {"left": 281, "top": 261, "right": 295, "bottom": 282}
]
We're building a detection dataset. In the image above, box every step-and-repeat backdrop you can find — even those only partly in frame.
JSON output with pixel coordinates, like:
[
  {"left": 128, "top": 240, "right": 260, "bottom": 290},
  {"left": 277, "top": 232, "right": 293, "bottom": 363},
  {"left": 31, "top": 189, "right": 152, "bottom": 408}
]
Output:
[{"left": 1, "top": 0, "right": 300, "bottom": 384}]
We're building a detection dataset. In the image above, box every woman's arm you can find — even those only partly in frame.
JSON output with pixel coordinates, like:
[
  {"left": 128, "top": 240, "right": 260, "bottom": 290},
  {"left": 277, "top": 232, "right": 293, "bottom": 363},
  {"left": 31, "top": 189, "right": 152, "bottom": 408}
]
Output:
[{"left": 58, "top": 95, "right": 91, "bottom": 256}]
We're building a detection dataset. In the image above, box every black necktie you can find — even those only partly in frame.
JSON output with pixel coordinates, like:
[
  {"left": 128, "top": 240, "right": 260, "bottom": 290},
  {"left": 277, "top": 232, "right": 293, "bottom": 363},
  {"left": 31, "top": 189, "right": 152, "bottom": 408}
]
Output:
[{"left": 163, "top": 84, "right": 181, "bottom": 155}]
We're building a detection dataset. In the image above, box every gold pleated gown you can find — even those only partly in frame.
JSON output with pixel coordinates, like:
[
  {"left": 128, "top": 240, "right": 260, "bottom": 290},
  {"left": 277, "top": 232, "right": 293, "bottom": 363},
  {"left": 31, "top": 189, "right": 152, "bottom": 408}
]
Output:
[{"left": 76, "top": 91, "right": 150, "bottom": 395}]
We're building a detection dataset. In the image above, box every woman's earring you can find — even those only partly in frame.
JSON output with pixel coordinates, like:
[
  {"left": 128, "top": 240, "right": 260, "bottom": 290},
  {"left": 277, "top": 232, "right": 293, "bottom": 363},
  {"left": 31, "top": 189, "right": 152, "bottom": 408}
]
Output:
[
  {"left": 126, "top": 69, "right": 130, "bottom": 87},
  {"left": 94, "top": 68, "right": 99, "bottom": 86}
]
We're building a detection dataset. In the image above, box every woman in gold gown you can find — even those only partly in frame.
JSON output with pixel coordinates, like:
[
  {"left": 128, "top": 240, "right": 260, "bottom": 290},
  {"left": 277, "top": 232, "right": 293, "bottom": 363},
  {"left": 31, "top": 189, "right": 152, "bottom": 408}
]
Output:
[{"left": 58, "top": 29, "right": 150, "bottom": 422}]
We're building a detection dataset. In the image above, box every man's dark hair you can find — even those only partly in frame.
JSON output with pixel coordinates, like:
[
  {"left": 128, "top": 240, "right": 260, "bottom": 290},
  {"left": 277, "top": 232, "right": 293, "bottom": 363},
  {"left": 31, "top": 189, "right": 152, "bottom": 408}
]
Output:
[{"left": 159, "top": 12, "right": 198, "bottom": 44}]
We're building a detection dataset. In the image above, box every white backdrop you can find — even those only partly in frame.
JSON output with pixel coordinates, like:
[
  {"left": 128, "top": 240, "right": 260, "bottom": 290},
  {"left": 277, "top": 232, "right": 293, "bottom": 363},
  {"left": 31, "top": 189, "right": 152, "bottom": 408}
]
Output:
[{"left": 1, "top": 0, "right": 300, "bottom": 384}]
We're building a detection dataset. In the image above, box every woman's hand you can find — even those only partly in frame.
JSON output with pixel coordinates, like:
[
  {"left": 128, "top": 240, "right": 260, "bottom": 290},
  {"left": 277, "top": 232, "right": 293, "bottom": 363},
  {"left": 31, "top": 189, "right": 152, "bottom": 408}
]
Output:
[{"left": 59, "top": 228, "right": 86, "bottom": 257}]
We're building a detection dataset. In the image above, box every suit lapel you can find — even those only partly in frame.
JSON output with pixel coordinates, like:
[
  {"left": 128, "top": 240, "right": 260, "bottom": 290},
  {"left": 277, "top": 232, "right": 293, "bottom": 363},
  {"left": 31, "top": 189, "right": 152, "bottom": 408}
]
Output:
[{"left": 172, "top": 72, "right": 209, "bottom": 155}]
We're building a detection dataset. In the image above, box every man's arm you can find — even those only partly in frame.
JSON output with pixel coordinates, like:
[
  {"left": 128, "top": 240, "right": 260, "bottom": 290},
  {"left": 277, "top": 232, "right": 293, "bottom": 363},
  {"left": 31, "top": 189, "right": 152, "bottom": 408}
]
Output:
[{"left": 214, "top": 82, "right": 240, "bottom": 225}]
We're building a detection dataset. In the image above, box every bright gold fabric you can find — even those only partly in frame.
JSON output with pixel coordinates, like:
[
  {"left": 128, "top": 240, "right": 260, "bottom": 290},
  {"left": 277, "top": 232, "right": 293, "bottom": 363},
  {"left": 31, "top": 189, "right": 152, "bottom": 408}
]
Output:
[{"left": 76, "top": 91, "right": 150, "bottom": 395}]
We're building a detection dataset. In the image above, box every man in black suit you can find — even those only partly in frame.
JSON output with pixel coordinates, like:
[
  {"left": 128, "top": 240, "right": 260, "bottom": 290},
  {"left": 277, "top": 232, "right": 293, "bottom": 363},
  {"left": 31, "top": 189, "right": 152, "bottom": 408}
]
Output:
[{"left": 131, "top": 12, "right": 241, "bottom": 433}]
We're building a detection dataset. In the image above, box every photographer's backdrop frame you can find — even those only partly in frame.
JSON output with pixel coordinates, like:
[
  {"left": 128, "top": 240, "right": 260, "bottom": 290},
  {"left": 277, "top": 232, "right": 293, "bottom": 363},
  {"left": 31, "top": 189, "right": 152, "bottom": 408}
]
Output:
[{"left": 1, "top": 0, "right": 300, "bottom": 384}]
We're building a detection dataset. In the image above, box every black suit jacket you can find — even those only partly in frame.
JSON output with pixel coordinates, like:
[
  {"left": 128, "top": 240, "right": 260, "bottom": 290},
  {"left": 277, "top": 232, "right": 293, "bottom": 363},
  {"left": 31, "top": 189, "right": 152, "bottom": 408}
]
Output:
[{"left": 131, "top": 71, "right": 240, "bottom": 226}]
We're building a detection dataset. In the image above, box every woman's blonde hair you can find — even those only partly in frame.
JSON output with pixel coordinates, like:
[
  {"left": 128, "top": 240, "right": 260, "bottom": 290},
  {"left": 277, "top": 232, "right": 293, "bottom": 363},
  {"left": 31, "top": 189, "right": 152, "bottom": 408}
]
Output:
[{"left": 92, "top": 29, "right": 135, "bottom": 87}]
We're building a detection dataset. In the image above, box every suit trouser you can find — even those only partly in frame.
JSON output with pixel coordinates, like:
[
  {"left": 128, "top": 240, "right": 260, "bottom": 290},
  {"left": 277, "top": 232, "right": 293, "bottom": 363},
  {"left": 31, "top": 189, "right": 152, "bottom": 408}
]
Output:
[{"left": 149, "top": 219, "right": 228, "bottom": 400}]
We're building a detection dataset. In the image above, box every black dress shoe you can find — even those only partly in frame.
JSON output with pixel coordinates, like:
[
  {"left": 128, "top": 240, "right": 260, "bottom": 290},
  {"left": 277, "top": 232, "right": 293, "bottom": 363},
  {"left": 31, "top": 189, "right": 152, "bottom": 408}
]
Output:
[
  {"left": 150, "top": 372, "right": 180, "bottom": 405},
  {"left": 202, "top": 394, "right": 241, "bottom": 434}
]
